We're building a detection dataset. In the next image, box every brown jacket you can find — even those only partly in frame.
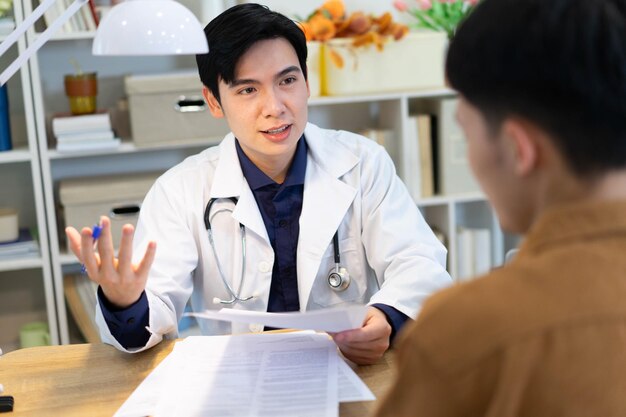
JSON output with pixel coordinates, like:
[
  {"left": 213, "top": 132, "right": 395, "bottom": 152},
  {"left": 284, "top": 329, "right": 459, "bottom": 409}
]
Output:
[{"left": 374, "top": 200, "right": 626, "bottom": 417}]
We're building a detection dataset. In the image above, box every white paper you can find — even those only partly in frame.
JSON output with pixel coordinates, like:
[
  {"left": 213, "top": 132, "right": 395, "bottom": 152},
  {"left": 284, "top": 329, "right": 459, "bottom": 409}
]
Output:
[
  {"left": 114, "top": 333, "right": 374, "bottom": 417},
  {"left": 154, "top": 334, "right": 338, "bottom": 417},
  {"left": 338, "top": 359, "right": 376, "bottom": 402},
  {"left": 185, "top": 305, "right": 368, "bottom": 333}
]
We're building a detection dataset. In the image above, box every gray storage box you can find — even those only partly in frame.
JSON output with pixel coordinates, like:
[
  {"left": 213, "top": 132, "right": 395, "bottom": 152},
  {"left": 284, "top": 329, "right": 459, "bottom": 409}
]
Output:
[
  {"left": 59, "top": 172, "right": 161, "bottom": 249},
  {"left": 125, "top": 71, "right": 230, "bottom": 147}
]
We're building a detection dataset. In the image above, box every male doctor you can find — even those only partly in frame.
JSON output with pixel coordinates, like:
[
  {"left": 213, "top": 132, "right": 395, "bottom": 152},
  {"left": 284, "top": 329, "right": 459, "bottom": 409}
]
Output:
[{"left": 66, "top": 3, "right": 451, "bottom": 365}]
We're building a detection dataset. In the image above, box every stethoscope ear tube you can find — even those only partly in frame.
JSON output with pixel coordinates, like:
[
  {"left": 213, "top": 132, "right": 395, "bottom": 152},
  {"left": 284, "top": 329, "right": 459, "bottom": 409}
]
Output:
[{"left": 206, "top": 197, "right": 253, "bottom": 304}]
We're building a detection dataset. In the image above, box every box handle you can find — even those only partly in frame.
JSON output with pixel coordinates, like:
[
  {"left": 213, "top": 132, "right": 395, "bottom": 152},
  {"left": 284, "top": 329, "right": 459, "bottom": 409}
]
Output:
[
  {"left": 109, "top": 204, "right": 140, "bottom": 219},
  {"left": 175, "top": 96, "right": 206, "bottom": 113}
]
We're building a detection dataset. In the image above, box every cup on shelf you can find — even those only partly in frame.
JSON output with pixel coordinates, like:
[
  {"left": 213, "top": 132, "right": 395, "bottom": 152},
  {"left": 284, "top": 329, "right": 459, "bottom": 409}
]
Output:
[
  {"left": 64, "top": 72, "right": 98, "bottom": 115},
  {"left": 0, "top": 84, "right": 12, "bottom": 152},
  {"left": 0, "top": 207, "right": 18, "bottom": 243},
  {"left": 19, "top": 321, "right": 51, "bottom": 349}
]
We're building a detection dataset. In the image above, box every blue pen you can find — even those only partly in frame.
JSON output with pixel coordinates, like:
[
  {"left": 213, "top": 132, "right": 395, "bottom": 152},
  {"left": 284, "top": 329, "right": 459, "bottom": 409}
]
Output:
[{"left": 81, "top": 223, "right": 102, "bottom": 274}]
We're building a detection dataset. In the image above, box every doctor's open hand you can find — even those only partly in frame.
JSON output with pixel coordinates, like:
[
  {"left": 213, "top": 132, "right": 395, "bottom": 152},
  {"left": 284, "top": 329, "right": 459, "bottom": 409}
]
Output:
[
  {"left": 65, "top": 216, "right": 157, "bottom": 309},
  {"left": 330, "top": 307, "right": 391, "bottom": 365}
]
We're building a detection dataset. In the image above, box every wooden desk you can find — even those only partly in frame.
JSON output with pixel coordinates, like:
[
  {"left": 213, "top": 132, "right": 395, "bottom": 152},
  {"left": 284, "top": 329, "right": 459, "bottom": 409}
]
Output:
[{"left": 0, "top": 341, "right": 395, "bottom": 416}]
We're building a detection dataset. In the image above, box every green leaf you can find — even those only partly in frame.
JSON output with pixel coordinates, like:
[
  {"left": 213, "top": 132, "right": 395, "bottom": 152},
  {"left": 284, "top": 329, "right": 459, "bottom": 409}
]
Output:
[{"left": 412, "top": 13, "right": 442, "bottom": 32}]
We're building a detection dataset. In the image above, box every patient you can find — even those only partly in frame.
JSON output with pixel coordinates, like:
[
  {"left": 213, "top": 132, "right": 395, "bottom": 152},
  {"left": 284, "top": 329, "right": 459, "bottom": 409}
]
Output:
[{"left": 374, "top": 0, "right": 626, "bottom": 415}]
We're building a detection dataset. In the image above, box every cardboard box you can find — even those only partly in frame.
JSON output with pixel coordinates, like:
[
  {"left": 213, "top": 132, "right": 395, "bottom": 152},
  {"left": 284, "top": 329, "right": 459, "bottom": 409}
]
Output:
[
  {"left": 322, "top": 31, "right": 447, "bottom": 96},
  {"left": 59, "top": 172, "right": 161, "bottom": 249},
  {"left": 125, "top": 72, "right": 230, "bottom": 147}
]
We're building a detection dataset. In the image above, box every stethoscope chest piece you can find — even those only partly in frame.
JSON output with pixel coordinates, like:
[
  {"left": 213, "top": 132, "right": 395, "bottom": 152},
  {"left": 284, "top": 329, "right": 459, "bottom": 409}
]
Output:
[{"left": 328, "top": 266, "right": 350, "bottom": 292}]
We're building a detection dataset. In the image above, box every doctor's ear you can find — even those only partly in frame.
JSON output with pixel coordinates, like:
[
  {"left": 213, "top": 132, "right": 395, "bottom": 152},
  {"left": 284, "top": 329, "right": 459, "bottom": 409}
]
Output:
[{"left": 202, "top": 86, "right": 224, "bottom": 118}]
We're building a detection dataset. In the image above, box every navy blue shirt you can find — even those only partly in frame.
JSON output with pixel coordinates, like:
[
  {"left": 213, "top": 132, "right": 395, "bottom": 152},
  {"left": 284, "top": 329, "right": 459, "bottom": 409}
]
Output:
[
  {"left": 236, "top": 137, "right": 306, "bottom": 313},
  {"left": 99, "top": 136, "right": 409, "bottom": 348}
]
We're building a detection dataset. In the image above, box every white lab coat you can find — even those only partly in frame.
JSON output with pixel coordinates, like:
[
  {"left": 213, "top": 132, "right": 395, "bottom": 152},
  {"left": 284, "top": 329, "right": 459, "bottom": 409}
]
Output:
[{"left": 96, "top": 123, "right": 452, "bottom": 352}]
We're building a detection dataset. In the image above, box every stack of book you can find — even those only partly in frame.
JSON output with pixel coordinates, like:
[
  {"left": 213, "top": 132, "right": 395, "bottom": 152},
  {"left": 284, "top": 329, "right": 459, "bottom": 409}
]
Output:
[
  {"left": 0, "top": 228, "right": 39, "bottom": 260},
  {"left": 456, "top": 226, "right": 492, "bottom": 281},
  {"left": 52, "top": 112, "right": 120, "bottom": 153},
  {"left": 406, "top": 114, "right": 435, "bottom": 199},
  {"left": 41, "top": 0, "right": 99, "bottom": 33}
]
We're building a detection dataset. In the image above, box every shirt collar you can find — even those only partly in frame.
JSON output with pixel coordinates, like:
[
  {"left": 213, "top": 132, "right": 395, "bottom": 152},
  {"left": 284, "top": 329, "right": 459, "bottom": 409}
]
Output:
[
  {"left": 520, "top": 199, "right": 626, "bottom": 256},
  {"left": 235, "top": 135, "right": 308, "bottom": 190}
]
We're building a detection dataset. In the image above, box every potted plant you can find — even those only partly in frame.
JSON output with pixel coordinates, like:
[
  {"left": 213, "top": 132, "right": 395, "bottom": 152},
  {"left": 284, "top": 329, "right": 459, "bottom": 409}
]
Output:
[
  {"left": 393, "top": 0, "right": 480, "bottom": 40},
  {"left": 298, "top": 0, "right": 447, "bottom": 96}
]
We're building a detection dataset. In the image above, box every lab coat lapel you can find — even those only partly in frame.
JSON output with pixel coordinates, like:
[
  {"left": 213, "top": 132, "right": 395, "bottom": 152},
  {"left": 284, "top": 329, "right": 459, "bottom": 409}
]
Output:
[
  {"left": 298, "top": 124, "right": 358, "bottom": 309},
  {"left": 210, "top": 135, "right": 269, "bottom": 243}
]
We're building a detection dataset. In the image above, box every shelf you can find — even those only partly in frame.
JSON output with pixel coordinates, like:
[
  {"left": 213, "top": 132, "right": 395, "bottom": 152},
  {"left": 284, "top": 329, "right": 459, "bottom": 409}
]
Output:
[
  {"left": 0, "top": 256, "right": 43, "bottom": 272},
  {"left": 0, "top": 147, "right": 33, "bottom": 164},
  {"left": 60, "top": 252, "right": 79, "bottom": 266},
  {"left": 38, "top": 31, "right": 95, "bottom": 41},
  {"left": 46, "top": 136, "right": 223, "bottom": 159},
  {"left": 416, "top": 192, "right": 486, "bottom": 207},
  {"left": 309, "top": 87, "right": 455, "bottom": 106}
]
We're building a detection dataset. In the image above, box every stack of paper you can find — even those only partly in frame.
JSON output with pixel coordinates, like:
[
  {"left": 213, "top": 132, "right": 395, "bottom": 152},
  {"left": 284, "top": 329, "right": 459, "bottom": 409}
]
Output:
[
  {"left": 0, "top": 229, "right": 39, "bottom": 260},
  {"left": 115, "top": 308, "right": 375, "bottom": 417},
  {"left": 52, "top": 112, "right": 120, "bottom": 153}
]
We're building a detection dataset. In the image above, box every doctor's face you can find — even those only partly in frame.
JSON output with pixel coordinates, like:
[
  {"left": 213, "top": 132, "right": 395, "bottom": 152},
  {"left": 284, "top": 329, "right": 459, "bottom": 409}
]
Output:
[{"left": 204, "top": 37, "right": 310, "bottom": 173}]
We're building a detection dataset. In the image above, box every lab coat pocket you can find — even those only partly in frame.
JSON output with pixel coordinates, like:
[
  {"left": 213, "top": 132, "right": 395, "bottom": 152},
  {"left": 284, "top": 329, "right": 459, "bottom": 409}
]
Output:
[{"left": 310, "top": 237, "right": 366, "bottom": 308}]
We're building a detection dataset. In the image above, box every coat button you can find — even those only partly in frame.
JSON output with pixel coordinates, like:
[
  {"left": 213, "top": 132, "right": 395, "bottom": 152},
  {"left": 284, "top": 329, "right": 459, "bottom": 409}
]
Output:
[
  {"left": 249, "top": 323, "right": 263, "bottom": 333},
  {"left": 258, "top": 261, "right": 271, "bottom": 273}
]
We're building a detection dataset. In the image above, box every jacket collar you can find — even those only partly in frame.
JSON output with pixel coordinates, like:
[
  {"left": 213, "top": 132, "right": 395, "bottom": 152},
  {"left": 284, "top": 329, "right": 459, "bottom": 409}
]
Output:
[
  {"left": 520, "top": 199, "right": 626, "bottom": 256},
  {"left": 296, "top": 123, "right": 360, "bottom": 307},
  {"left": 208, "top": 124, "right": 361, "bottom": 250}
]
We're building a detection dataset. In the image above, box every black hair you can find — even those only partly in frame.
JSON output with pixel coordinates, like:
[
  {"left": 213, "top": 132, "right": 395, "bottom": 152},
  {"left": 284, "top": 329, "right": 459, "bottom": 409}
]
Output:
[
  {"left": 446, "top": 0, "right": 626, "bottom": 176},
  {"left": 196, "top": 3, "right": 308, "bottom": 104}
]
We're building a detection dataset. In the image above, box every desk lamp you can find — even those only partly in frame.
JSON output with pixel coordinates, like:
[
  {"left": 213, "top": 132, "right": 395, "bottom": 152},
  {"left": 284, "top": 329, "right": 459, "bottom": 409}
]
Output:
[{"left": 0, "top": 0, "right": 209, "bottom": 85}]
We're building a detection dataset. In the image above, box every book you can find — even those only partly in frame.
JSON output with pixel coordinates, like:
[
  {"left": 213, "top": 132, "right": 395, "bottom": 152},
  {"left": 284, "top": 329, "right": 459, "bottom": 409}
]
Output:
[
  {"left": 53, "top": 0, "right": 73, "bottom": 32},
  {"left": 456, "top": 226, "right": 492, "bottom": 281},
  {"left": 456, "top": 227, "right": 474, "bottom": 281},
  {"left": 80, "top": 2, "right": 97, "bottom": 32},
  {"left": 56, "top": 129, "right": 115, "bottom": 144},
  {"left": 63, "top": 274, "right": 100, "bottom": 343},
  {"left": 472, "top": 228, "right": 492, "bottom": 276},
  {"left": 412, "top": 98, "right": 480, "bottom": 196},
  {"left": 52, "top": 112, "right": 112, "bottom": 136},
  {"left": 88, "top": 0, "right": 100, "bottom": 26},
  {"left": 56, "top": 138, "right": 121, "bottom": 153},
  {"left": 415, "top": 114, "right": 434, "bottom": 198},
  {"left": 0, "top": 228, "right": 40, "bottom": 259},
  {"left": 0, "top": 84, "right": 12, "bottom": 151},
  {"left": 405, "top": 116, "right": 422, "bottom": 200}
]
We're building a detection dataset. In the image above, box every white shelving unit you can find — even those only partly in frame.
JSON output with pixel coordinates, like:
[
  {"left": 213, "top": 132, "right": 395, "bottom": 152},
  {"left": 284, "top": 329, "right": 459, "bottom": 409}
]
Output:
[
  {"left": 10, "top": 0, "right": 519, "bottom": 346},
  {"left": 0, "top": 0, "right": 58, "bottom": 353}
]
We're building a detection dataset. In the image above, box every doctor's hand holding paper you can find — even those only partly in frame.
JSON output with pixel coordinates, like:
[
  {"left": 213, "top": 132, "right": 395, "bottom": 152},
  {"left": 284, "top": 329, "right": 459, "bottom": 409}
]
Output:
[{"left": 66, "top": 3, "right": 452, "bottom": 365}]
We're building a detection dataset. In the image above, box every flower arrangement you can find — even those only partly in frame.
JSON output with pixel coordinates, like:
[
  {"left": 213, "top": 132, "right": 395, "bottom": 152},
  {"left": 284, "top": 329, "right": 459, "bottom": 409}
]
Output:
[
  {"left": 297, "top": 0, "right": 409, "bottom": 68},
  {"left": 393, "top": 0, "right": 479, "bottom": 39}
]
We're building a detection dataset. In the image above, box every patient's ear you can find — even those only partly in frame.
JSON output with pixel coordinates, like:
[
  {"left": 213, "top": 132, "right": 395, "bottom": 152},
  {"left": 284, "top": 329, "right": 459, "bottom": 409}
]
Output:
[
  {"left": 502, "top": 118, "right": 539, "bottom": 177},
  {"left": 203, "top": 86, "right": 224, "bottom": 118}
]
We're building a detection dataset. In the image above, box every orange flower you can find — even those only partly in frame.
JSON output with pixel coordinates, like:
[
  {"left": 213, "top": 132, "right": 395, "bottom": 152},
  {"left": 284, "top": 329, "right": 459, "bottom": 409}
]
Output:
[
  {"left": 309, "top": 14, "right": 336, "bottom": 41},
  {"left": 319, "top": 0, "right": 345, "bottom": 22},
  {"left": 297, "top": 21, "right": 314, "bottom": 41}
]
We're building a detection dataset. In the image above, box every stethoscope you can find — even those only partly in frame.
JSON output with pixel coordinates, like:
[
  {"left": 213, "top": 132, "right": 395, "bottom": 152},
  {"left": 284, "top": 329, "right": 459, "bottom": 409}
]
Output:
[{"left": 204, "top": 197, "right": 351, "bottom": 305}]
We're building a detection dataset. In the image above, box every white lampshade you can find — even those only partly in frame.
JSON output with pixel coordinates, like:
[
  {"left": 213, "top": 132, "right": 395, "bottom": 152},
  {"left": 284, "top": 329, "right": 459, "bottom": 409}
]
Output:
[{"left": 92, "top": 0, "right": 208, "bottom": 56}]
